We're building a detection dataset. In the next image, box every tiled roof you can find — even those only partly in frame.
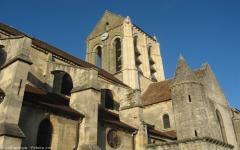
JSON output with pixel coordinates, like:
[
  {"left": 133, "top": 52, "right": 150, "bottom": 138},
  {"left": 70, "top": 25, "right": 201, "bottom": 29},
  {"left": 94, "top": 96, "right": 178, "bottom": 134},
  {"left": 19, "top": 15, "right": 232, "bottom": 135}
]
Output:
[
  {"left": 0, "top": 22, "right": 129, "bottom": 87},
  {"left": 24, "top": 84, "right": 83, "bottom": 119},
  {"left": 99, "top": 108, "right": 137, "bottom": 132},
  {"left": 162, "top": 130, "right": 177, "bottom": 139},
  {"left": 148, "top": 128, "right": 177, "bottom": 140},
  {"left": 142, "top": 79, "right": 172, "bottom": 106},
  {"left": 142, "top": 69, "right": 206, "bottom": 106}
]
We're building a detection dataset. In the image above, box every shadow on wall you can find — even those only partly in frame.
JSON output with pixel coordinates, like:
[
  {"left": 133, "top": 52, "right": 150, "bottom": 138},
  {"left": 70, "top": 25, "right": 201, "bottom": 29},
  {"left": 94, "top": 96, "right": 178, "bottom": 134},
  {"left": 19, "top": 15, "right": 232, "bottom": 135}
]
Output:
[
  {"left": 0, "top": 47, "right": 7, "bottom": 67},
  {"left": 27, "top": 70, "right": 73, "bottom": 97},
  {"left": 101, "top": 89, "right": 120, "bottom": 111},
  {"left": 27, "top": 72, "right": 52, "bottom": 90}
]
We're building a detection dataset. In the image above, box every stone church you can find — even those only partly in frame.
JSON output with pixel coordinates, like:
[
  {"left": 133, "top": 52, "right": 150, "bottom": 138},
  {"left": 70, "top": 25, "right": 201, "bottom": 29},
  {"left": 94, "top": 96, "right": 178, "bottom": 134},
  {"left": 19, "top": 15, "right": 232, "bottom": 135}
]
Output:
[{"left": 0, "top": 10, "right": 239, "bottom": 150}]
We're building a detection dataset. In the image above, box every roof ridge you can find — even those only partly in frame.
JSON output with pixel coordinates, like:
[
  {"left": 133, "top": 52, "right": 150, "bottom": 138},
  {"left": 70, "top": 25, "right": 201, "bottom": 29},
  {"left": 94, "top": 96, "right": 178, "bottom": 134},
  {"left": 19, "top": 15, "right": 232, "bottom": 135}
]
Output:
[{"left": 0, "top": 22, "right": 128, "bottom": 87}]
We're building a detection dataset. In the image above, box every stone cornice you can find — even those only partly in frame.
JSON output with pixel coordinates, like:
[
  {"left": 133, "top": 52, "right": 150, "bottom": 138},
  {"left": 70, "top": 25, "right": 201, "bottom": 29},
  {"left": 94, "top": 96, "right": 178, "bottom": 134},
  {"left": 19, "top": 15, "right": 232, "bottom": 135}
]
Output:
[
  {"left": 0, "top": 122, "right": 25, "bottom": 139},
  {"left": 0, "top": 54, "right": 33, "bottom": 70},
  {"left": 146, "top": 137, "right": 234, "bottom": 149},
  {"left": 71, "top": 85, "right": 100, "bottom": 94}
]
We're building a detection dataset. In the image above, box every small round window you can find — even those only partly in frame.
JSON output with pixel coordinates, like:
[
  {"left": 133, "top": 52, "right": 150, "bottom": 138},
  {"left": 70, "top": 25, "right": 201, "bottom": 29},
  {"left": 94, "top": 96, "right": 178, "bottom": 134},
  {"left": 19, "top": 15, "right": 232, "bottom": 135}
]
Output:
[{"left": 107, "top": 129, "right": 121, "bottom": 149}]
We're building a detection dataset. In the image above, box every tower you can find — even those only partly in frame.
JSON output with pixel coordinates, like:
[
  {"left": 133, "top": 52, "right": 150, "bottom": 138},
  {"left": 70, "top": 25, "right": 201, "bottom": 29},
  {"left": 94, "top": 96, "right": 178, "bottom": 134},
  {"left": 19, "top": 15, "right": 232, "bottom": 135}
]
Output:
[
  {"left": 170, "top": 56, "right": 222, "bottom": 140},
  {"left": 86, "top": 10, "right": 165, "bottom": 89}
]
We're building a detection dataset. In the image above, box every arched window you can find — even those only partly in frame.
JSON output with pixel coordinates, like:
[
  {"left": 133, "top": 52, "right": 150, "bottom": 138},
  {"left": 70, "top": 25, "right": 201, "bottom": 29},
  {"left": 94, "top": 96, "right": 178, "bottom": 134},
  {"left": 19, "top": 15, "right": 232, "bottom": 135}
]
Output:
[
  {"left": 163, "top": 114, "right": 170, "bottom": 129},
  {"left": 61, "top": 73, "right": 73, "bottom": 95},
  {"left": 0, "top": 45, "right": 7, "bottom": 67},
  {"left": 134, "top": 36, "right": 142, "bottom": 72},
  {"left": 96, "top": 46, "right": 102, "bottom": 68},
  {"left": 113, "top": 38, "right": 122, "bottom": 72},
  {"left": 216, "top": 110, "right": 227, "bottom": 142},
  {"left": 52, "top": 71, "right": 73, "bottom": 96},
  {"left": 105, "top": 22, "right": 109, "bottom": 31},
  {"left": 147, "top": 45, "right": 151, "bottom": 57},
  {"left": 101, "top": 89, "right": 114, "bottom": 109},
  {"left": 37, "top": 118, "right": 53, "bottom": 149}
]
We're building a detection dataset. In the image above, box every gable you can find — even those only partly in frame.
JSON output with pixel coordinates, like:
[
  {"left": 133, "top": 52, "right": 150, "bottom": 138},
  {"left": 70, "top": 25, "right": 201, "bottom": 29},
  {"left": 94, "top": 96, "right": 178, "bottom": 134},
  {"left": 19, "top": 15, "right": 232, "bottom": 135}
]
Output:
[{"left": 87, "top": 10, "right": 125, "bottom": 40}]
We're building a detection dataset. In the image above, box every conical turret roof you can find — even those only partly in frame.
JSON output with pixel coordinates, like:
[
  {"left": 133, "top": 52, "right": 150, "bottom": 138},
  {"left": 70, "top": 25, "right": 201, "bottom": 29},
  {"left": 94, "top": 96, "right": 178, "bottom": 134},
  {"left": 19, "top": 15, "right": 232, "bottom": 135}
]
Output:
[{"left": 173, "top": 55, "right": 198, "bottom": 85}]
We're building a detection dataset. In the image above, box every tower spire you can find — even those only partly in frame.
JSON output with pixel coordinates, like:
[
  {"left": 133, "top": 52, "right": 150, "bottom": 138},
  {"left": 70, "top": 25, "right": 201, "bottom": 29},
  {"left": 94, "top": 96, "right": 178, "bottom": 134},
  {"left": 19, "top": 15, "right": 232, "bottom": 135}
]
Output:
[{"left": 173, "top": 54, "right": 198, "bottom": 84}]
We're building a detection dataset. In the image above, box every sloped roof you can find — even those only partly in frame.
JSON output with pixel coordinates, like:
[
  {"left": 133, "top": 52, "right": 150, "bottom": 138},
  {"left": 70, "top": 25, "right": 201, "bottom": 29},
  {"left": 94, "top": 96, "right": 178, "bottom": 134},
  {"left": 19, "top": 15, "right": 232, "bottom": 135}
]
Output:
[
  {"left": 0, "top": 22, "right": 129, "bottom": 87},
  {"left": 24, "top": 84, "right": 83, "bottom": 119},
  {"left": 98, "top": 108, "right": 175, "bottom": 140},
  {"left": 148, "top": 128, "right": 177, "bottom": 140},
  {"left": 142, "top": 79, "right": 172, "bottom": 106},
  {"left": 142, "top": 69, "right": 206, "bottom": 106},
  {"left": 87, "top": 10, "right": 157, "bottom": 42},
  {"left": 163, "top": 130, "right": 177, "bottom": 138},
  {"left": 87, "top": 10, "right": 125, "bottom": 40},
  {"left": 98, "top": 107, "right": 137, "bottom": 132}
]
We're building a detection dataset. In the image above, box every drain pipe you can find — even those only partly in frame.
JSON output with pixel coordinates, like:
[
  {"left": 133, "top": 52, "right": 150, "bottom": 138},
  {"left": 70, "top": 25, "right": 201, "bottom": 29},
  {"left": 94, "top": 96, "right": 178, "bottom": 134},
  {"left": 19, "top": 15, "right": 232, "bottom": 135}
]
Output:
[{"left": 132, "top": 131, "right": 137, "bottom": 150}]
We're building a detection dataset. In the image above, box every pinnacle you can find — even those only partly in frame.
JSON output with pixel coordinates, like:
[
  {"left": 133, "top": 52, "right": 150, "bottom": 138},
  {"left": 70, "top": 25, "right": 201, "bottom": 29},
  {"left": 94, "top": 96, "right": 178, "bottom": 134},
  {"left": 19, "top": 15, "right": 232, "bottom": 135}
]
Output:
[
  {"left": 179, "top": 54, "right": 184, "bottom": 61},
  {"left": 173, "top": 54, "right": 198, "bottom": 84}
]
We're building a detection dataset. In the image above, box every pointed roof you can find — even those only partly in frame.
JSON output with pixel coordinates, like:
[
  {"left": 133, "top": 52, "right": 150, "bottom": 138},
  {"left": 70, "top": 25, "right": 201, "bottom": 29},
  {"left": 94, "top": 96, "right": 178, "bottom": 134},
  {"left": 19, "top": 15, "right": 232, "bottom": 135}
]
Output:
[
  {"left": 173, "top": 55, "right": 198, "bottom": 84},
  {"left": 87, "top": 10, "right": 125, "bottom": 40},
  {"left": 141, "top": 68, "right": 206, "bottom": 106},
  {"left": 0, "top": 22, "right": 129, "bottom": 87}
]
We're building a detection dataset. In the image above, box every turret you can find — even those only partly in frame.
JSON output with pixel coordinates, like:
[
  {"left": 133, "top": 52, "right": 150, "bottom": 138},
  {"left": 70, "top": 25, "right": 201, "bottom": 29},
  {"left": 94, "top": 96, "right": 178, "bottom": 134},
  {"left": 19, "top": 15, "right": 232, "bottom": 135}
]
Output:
[{"left": 171, "top": 55, "right": 211, "bottom": 139}]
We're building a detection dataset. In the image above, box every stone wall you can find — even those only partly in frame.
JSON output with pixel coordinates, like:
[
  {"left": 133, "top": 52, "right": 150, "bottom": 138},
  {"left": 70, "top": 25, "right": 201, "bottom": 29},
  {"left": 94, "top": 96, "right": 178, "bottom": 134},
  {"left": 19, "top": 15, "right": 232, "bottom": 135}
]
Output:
[
  {"left": 19, "top": 104, "right": 79, "bottom": 150},
  {"left": 143, "top": 101, "right": 175, "bottom": 131},
  {"left": 200, "top": 64, "right": 239, "bottom": 149},
  {"left": 132, "top": 26, "right": 165, "bottom": 82},
  {"left": 139, "top": 73, "right": 152, "bottom": 92},
  {"left": 97, "top": 122, "right": 133, "bottom": 150},
  {"left": 232, "top": 109, "right": 240, "bottom": 149},
  {"left": 146, "top": 137, "right": 234, "bottom": 150}
]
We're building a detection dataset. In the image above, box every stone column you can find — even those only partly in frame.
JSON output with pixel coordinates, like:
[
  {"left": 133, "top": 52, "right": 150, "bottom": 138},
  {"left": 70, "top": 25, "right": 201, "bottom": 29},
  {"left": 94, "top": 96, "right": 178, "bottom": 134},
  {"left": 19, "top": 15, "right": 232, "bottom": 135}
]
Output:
[
  {"left": 0, "top": 36, "right": 32, "bottom": 149},
  {"left": 151, "top": 41, "right": 165, "bottom": 81},
  {"left": 101, "top": 40, "right": 108, "bottom": 71},
  {"left": 70, "top": 69, "right": 101, "bottom": 150},
  {"left": 135, "top": 122, "right": 148, "bottom": 150},
  {"left": 122, "top": 17, "right": 140, "bottom": 89},
  {"left": 119, "top": 90, "right": 148, "bottom": 150},
  {"left": 139, "top": 34, "right": 151, "bottom": 78}
]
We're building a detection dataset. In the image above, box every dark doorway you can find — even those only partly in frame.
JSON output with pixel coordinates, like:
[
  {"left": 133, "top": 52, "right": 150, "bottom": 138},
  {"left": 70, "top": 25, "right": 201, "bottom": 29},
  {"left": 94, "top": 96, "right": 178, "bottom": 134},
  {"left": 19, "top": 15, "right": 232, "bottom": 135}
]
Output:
[{"left": 37, "top": 118, "right": 53, "bottom": 149}]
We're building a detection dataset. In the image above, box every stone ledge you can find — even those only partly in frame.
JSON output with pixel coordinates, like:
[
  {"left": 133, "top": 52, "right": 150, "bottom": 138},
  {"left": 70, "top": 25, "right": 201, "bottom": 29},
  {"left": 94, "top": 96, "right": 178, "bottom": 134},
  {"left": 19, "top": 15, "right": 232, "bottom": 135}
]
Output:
[
  {"left": 146, "top": 137, "right": 234, "bottom": 149},
  {"left": 0, "top": 35, "right": 24, "bottom": 40},
  {"left": 71, "top": 85, "right": 100, "bottom": 94},
  {"left": 0, "top": 122, "right": 25, "bottom": 138},
  {"left": 0, "top": 54, "right": 33, "bottom": 70},
  {"left": 120, "top": 104, "right": 143, "bottom": 110}
]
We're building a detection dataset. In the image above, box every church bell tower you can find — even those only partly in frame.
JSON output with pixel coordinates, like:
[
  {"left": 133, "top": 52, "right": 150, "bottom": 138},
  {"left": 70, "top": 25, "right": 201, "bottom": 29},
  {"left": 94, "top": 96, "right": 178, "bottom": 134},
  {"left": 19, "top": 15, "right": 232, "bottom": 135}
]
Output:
[{"left": 86, "top": 10, "right": 165, "bottom": 89}]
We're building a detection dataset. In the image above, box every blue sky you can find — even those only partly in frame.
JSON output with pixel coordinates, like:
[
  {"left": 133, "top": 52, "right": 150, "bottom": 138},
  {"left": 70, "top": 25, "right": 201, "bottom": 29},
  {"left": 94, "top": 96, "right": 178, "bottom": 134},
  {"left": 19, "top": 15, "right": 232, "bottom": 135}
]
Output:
[{"left": 1, "top": 0, "right": 240, "bottom": 107}]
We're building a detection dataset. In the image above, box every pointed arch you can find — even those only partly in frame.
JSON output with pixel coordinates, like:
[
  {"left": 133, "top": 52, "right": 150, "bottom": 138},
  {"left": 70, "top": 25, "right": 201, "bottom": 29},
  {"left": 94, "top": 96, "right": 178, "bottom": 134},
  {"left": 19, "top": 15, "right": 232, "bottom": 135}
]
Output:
[
  {"left": 96, "top": 46, "right": 102, "bottom": 68},
  {"left": 163, "top": 114, "right": 171, "bottom": 129},
  {"left": 112, "top": 37, "right": 122, "bottom": 72},
  {"left": 216, "top": 109, "right": 227, "bottom": 142},
  {"left": 52, "top": 70, "right": 73, "bottom": 96},
  {"left": 37, "top": 118, "right": 53, "bottom": 149}
]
